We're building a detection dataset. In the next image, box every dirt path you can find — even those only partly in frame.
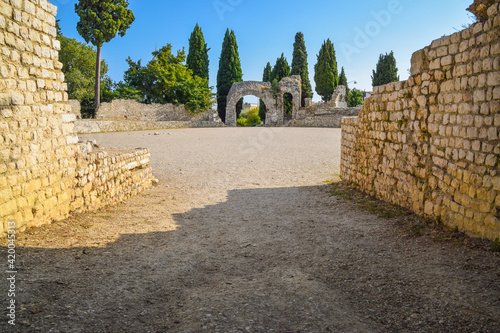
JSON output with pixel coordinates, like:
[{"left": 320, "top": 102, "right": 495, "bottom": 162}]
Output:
[{"left": 2, "top": 128, "right": 500, "bottom": 333}]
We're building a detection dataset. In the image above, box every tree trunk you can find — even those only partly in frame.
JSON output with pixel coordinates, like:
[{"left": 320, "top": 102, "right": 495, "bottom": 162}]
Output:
[{"left": 94, "top": 46, "right": 101, "bottom": 118}]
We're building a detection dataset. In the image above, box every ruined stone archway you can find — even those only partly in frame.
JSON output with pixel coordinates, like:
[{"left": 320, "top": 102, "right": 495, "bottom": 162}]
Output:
[{"left": 225, "top": 76, "right": 301, "bottom": 127}]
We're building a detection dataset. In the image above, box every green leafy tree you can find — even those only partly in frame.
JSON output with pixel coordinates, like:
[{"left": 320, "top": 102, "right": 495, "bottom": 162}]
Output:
[
  {"left": 112, "top": 81, "right": 143, "bottom": 101},
  {"left": 291, "top": 32, "right": 313, "bottom": 107},
  {"left": 259, "top": 62, "right": 272, "bottom": 122},
  {"left": 271, "top": 54, "right": 292, "bottom": 114},
  {"left": 216, "top": 29, "right": 243, "bottom": 122},
  {"left": 123, "top": 45, "right": 211, "bottom": 112},
  {"left": 348, "top": 88, "right": 364, "bottom": 107},
  {"left": 371, "top": 51, "right": 399, "bottom": 87},
  {"left": 74, "top": 0, "right": 135, "bottom": 115},
  {"left": 314, "top": 39, "right": 339, "bottom": 102},
  {"left": 186, "top": 24, "right": 209, "bottom": 81},
  {"left": 57, "top": 33, "right": 110, "bottom": 118}
]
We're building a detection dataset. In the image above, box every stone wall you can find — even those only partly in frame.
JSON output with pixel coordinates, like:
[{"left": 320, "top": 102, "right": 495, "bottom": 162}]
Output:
[
  {"left": 0, "top": 0, "right": 153, "bottom": 235},
  {"left": 96, "top": 99, "right": 216, "bottom": 122},
  {"left": 341, "top": 0, "right": 500, "bottom": 240},
  {"left": 75, "top": 119, "right": 225, "bottom": 134},
  {"left": 289, "top": 107, "right": 360, "bottom": 128},
  {"left": 72, "top": 145, "right": 152, "bottom": 213},
  {"left": 288, "top": 85, "right": 359, "bottom": 127}
]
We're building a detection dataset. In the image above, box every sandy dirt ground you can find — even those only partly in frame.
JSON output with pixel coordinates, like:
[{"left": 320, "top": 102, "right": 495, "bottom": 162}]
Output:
[{"left": 1, "top": 127, "right": 499, "bottom": 333}]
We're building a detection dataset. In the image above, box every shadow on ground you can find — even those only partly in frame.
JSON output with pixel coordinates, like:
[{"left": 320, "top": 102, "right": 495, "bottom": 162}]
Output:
[{"left": 1, "top": 184, "right": 500, "bottom": 332}]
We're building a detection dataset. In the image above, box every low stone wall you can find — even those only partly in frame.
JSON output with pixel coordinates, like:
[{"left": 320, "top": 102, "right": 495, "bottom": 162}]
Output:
[
  {"left": 341, "top": 1, "right": 500, "bottom": 240},
  {"left": 289, "top": 107, "right": 360, "bottom": 128},
  {"left": 96, "top": 99, "right": 213, "bottom": 122},
  {"left": 72, "top": 146, "right": 152, "bottom": 213},
  {"left": 75, "top": 119, "right": 225, "bottom": 134}
]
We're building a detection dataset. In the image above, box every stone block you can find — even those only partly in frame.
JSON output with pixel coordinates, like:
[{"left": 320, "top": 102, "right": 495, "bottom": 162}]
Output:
[{"left": 410, "top": 49, "right": 429, "bottom": 75}]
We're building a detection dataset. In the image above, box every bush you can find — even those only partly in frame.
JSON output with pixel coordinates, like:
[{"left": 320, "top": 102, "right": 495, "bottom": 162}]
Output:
[{"left": 237, "top": 108, "right": 261, "bottom": 126}]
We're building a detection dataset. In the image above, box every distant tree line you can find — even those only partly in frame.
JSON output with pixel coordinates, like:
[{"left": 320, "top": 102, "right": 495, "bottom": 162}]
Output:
[{"left": 61, "top": 1, "right": 400, "bottom": 119}]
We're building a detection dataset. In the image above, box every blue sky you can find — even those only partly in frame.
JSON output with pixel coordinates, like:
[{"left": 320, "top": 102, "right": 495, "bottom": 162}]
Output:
[{"left": 55, "top": 0, "right": 474, "bottom": 102}]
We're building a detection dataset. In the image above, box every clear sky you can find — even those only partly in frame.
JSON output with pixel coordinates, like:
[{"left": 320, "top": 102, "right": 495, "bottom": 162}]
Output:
[{"left": 55, "top": 0, "right": 474, "bottom": 102}]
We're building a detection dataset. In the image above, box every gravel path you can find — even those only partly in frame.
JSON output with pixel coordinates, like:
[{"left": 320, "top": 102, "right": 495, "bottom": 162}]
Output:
[{"left": 1, "top": 127, "right": 499, "bottom": 333}]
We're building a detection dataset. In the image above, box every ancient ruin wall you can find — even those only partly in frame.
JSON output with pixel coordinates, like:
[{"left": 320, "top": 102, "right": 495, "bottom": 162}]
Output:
[
  {"left": 289, "top": 107, "right": 360, "bottom": 128},
  {"left": 0, "top": 0, "right": 152, "bottom": 234},
  {"left": 341, "top": 1, "right": 500, "bottom": 240},
  {"left": 96, "top": 99, "right": 198, "bottom": 121},
  {"left": 0, "top": 0, "right": 79, "bottom": 232}
]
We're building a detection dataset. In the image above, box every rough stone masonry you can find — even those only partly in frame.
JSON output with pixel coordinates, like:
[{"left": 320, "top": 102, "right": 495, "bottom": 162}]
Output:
[
  {"left": 0, "top": 0, "right": 153, "bottom": 235},
  {"left": 341, "top": 0, "right": 500, "bottom": 240}
]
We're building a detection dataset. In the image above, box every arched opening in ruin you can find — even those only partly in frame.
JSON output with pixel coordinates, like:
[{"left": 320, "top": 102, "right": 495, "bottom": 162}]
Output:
[
  {"left": 225, "top": 81, "right": 275, "bottom": 127},
  {"left": 283, "top": 93, "right": 294, "bottom": 124},
  {"left": 225, "top": 77, "right": 301, "bottom": 127}
]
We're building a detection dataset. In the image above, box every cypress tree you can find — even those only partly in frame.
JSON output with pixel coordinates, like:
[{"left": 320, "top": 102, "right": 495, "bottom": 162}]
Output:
[
  {"left": 216, "top": 29, "right": 243, "bottom": 122},
  {"left": 271, "top": 53, "right": 290, "bottom": 82},
  {"left": 259, "top": 62, "right": 272, "bottom": 122},
  {"left": 291, "top": 32, "right": 313, "bottom": 107},
  {"left": 371, "top": 51, "right": 399, "bottom": 87},
  {"left": 314, "top": 39, "right": 339, "bottom": 102},
  {"left": 338, "top": 66, "right": 352, "bottom": 106},
  {"left": 338, "top": 67, "right": 348, "bottom": 90},
  {"left": 186, "top": 24, "right": 209, "bottom": 81}
]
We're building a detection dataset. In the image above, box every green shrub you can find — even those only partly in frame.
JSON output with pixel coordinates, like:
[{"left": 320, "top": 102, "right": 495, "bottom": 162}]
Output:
[{"left": 237, "top": 108, "right": 261, "bottom": 126}]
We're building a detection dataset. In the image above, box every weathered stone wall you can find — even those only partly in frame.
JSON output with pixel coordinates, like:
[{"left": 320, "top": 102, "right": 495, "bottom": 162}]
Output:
[
  {"left": 289, "top": 107, "right": 360, "bottom": 128},
  {"left": 72, "top": 146, "right": 152, "bottom": 213},
  {"left": 96, "top": 99, "right": 209, "bottom": 121},
  {"left": 0, "top": 0, "right": 153, "bottom": 234},
  {"left": 68, "top": 99, "right": 81, "bottom": 119},
  {"left": 75, "top": 119, "right": 225, "bottom": 134},
  {"left": 341, "top": 1, "right": 500, "bottom": 240}
]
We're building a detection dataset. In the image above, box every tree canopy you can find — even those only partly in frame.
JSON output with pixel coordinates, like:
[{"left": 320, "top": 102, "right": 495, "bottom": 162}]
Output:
[
  {"left": 291, "top": 32, "right": 313, "bottom": 107},
  {"left": 122, "top": 44, "right": 212, "bottom": 112},
  {"left": 186, "top": 24, "right": 210, "bottom": 81},
  {"left": 314, "top": 39, "right": 339, "bottom": 102},
  {"left": 216, "top": 29, "right": 243, "bottom": 122},
  {"left": 348, "top": 88, "right": 364, "bottom": 107},
  {"left": 271, "top": 53, "right": 290, "bottom": 83},
  {"left": 371, "top": 51, "right": 399, "bottom": 87},
  {"left": 74, "top": 0, "right": 135, "bottom": 114}
]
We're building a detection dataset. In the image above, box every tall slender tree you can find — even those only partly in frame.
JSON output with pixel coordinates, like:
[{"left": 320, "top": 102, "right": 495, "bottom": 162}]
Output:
[
  {"left": 291, "top": 32, "right": 313, "bottom": 107},
  {"left": 338, "top": 67, "right": 351, "bottom": 106},
  {"left": 186, "top": 24, "right": 209, "bottom": 81},
  {"left": 338, "top": 67, "right": 348, "bottom": 89},
  {"left": 260, "top": 62, "right": 272, "bottom": 122},
  {"left": 216, "top": 29, "right": 243, "bottom": 122},
  {"left": 371, "top": 51, "right": 399, "bottom": 87},
  {"left": 271, "top": 53, "right": 290, "bottom": 82},
  {"left": 314, "top": 39, "right": 339, "bottom": 102},
  {"left": 75, "top": 0, "right": 135, "bottom": 116}
]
